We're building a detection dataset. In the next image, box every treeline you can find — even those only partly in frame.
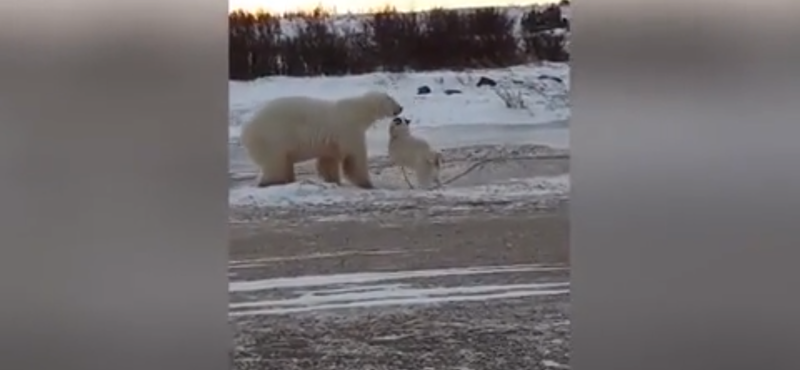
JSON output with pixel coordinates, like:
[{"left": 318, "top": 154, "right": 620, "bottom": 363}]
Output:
[{"left": 229, "top": 2, "right": 570, "bottom": 80}]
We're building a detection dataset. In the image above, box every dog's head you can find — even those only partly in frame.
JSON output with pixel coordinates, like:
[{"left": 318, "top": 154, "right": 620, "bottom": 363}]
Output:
[
  {"left": 391, "top": 116, "right": 411, "bottom": 126},
  {"left": 389, "top": 116, "right": 411, "bottom": 137}
]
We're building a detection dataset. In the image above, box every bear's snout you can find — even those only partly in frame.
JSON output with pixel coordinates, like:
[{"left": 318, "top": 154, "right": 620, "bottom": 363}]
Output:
[{"left": 394, "top": 106, "right": 404, "bottom": 115}]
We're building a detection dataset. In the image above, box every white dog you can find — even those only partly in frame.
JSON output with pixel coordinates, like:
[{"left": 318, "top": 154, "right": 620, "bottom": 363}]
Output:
[{"left": 387, "top": 117, "right": 444, "bottom": 189}]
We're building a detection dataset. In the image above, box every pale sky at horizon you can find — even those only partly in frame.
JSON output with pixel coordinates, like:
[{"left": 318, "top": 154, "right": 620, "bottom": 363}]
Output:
[{"left": 228, "top": 0, "right": 558, "bottom": 14}]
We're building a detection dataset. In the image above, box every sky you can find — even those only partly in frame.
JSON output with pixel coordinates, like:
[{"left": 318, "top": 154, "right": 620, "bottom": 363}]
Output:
[{"left": 228, "top": 0, "right": 557, "bottom": 14}]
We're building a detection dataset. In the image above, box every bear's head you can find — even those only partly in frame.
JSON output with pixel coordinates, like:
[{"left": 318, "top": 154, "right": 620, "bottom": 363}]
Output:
[
  {"left": 362, "top": 91, "right": 404, "bottom": 119},
  {"left": 335, "top": 91, "right": 405, "bottom": 131}
]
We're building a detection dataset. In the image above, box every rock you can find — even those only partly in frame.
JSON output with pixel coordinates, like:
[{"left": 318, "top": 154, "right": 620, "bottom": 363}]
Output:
[
  {"left": 476, "top": 76, "right": 497, "bottom": 87},
  {"left": 417, "top": 85, "right": 432, "bottom": 95},
  {"left": 444, "top": 89, "right": 462, "bottom": 95}
]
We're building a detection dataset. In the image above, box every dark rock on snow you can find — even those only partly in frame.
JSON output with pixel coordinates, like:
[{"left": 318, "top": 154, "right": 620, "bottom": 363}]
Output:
[{"left": 476, "top": 76, "right": 497, "bottom": 87}]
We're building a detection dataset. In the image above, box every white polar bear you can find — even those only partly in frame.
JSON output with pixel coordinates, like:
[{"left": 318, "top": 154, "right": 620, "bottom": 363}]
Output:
[
  {"left": 387, "top": 117, "right": 444, "bottom": 189},
  {"left": 240, "top": 91, "right": 403, "bottom": 189}
]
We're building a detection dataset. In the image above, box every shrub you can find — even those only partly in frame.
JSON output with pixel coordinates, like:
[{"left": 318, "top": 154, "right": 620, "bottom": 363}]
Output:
[{"left": 229, "top": 4, "right": 570, "bottom": 79}]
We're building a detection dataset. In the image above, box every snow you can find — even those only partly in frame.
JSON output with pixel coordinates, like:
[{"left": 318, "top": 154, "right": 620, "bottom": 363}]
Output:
[
  {"left": 229, "top": 263, "right": 569, "bottom": 315},
  {"left": 229, "top": 174, "right": 569, "bottom": 209},
  {"left": 228, "top": 62, "right": 570, "bottom": 214},
  {"left": 230, "top": 263, "right": 568, "bottom": 292},
  {"left": 228, "top": 63, "right": 570, "bottom": 143},
  {"left": 231, "top": 283, "right": 569, "bottom": 309},
  {"left": 542, "top": 359, "right": 571, "bottom": 369},
  {"left": 230, "top": 287, "right": 569, "bottom": 316}
]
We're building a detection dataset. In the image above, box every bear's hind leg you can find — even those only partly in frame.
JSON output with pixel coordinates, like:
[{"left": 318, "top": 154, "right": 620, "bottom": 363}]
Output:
[
  {"left": 284, "top": 158, "right": 296, "bottom": 184},
  {"left": 257, "top": 156, "right": 295, "bottom": 188},
  {"left": 241, "top": 129, "right": 293, "bottom": 188},
  {"left": 316, "top": 156, "right": 342, "bottom": 185},
  {"left": 343, "top": 154, "right": 373, "bottom": 189}
]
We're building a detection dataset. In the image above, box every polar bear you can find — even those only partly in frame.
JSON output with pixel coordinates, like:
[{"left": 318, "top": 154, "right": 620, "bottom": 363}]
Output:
[
  {"left": 387, "top": 117, "right": 444, "bottom": 189},
  {"left": 240, "top": 91, "right": 403, "bottom": 189}
]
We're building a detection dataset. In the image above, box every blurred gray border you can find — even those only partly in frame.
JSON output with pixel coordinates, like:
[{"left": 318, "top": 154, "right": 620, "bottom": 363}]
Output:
[
  {"left": 572, "top": 1, "right": 800, "bottom": 370},
  {"left": 2, "top": 0, "right": 800, "bottom": 369},
  {"left": 0, "top": 3, "right": 229, "bottom": 370}
]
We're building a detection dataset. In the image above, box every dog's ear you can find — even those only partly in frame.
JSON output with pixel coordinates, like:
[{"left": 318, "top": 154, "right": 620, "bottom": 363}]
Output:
[{"left": 392, "top": 117, "right": 411, "bottom": 126}]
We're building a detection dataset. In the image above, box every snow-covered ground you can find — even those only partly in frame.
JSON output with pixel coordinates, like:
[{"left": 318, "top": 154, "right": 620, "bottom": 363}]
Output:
[
  {"left": 229, "top": 63, "right": 569, "bottom": 142},
  {"left": 228, "top": 63, "right": 570, "bottom": 220}
]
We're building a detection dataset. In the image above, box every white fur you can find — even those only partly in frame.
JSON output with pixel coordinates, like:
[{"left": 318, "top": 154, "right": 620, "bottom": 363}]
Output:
[
  {"left": 241, "top": 91, "right": 403, "bottom": 188},
  {"left": 388, "top": 119, "right": 444, "bottom": 189}
]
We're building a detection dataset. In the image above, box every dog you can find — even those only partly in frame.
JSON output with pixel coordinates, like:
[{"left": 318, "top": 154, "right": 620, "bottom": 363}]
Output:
[{"left": 387, "top": 117, "right": 444, "bottom": 189}]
